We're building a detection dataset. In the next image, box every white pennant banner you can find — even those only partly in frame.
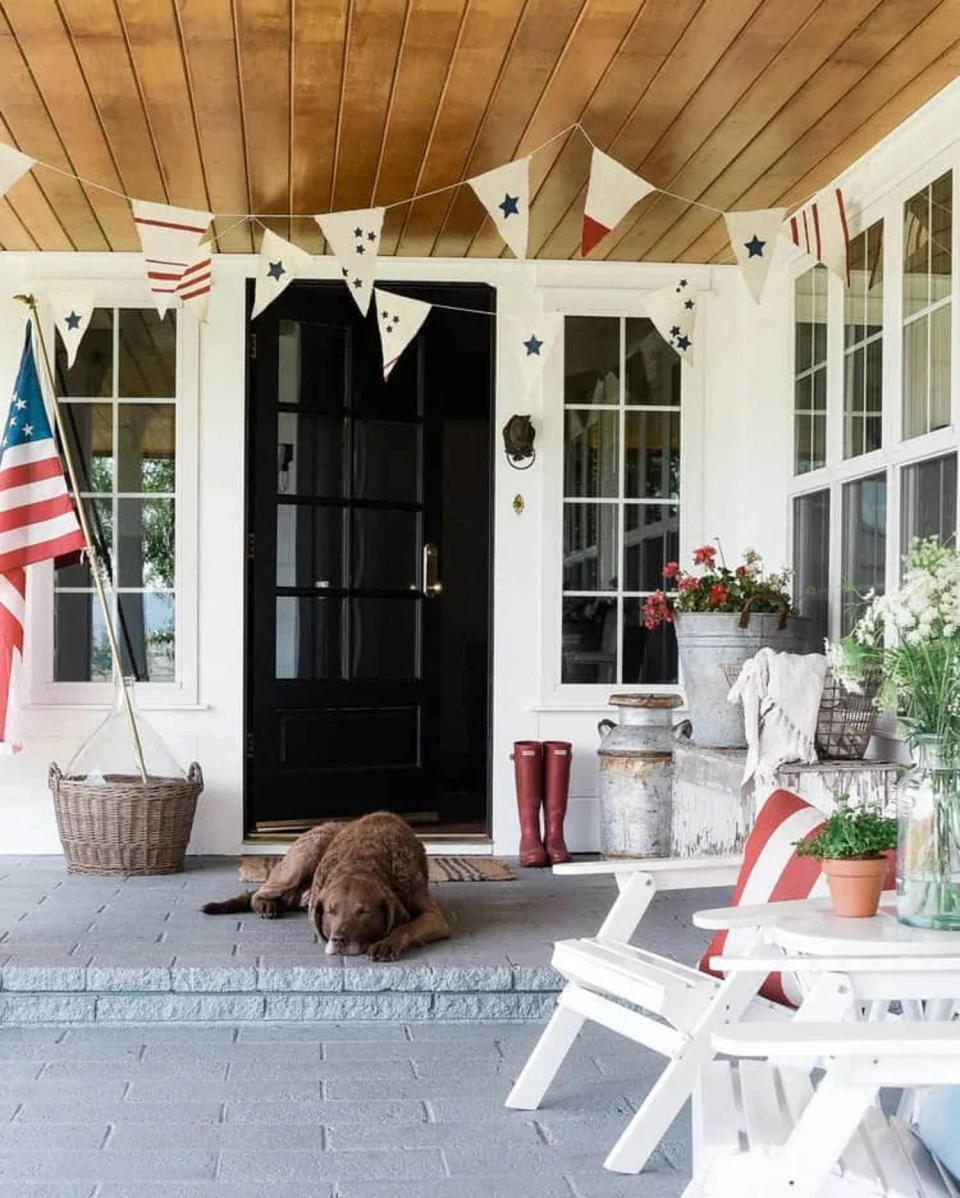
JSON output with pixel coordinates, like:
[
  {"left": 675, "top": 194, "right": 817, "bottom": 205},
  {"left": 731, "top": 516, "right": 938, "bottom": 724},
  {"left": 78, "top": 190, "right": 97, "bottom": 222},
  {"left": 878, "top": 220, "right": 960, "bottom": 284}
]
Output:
[
  {"left": 505, "top": 313, "right": 563, "bottom": 398},
  {"left": 251, "top": 229, "right": 314, "bottom": 319},
  {"left": 784, "top": 187, "right": 851, "bottom": 284},
  {"left": 0, "top": 144, "right": 34, "bottom": 197},
  {"left": 131, "top": 199, "right": 213, "bottom": 318},
  {"left": 175, "top": 242, "right": 213, "bottom": 322},
  {"left": 315, "top": 207, "right": 384, "bottom": 316},
  {"left": 469, "top": 158, "right": 529, "bottom": 260},
  {"left": 723, "top": 208, "right": 787, "bottom": 303},
  {"left": 581, "top": 148, "right": 655, "bottom": 257},
  {"left": 51, "top": 292, "right": 96, "bottom": 369},
  {"left": 374, "top": 288, "right": 432, "bottom": 382},
  {"left": 645, "top": 277, "right": 696, "bottom": 365}
]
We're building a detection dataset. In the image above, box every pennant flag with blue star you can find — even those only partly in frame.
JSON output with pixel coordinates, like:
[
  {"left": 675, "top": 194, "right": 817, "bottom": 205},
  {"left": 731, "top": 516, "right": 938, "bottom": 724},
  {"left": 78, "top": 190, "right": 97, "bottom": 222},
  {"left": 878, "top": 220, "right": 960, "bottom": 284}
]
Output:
[
  {"left": 645, "top": 278, "right": 696, "bottom": 365},
  {"left": 251, "top": 229, "right": 314, "bottom": 319},
  {"left": 374, "top": 288, "right": 432, "bottom": 382},
  {"left": 50, "top": 291, "right": 95, "bottom": 369},
  {"left": 723, "top": 208, "right": 787, "bottom": 303},
  {"left": 582, "top": 148, "right": 656, "bottom": 257},
  {"left": 315, "top": 207, "right": 385, "bottom": 316},
  {"left": 469, "top": 158, "right": 529, "bottom": 261},
  {"left": 0, "top": 143, "right": 33, "bottom": 199},
  {"left": 506, "top": 313, "right": 563, "bottom": 398}
]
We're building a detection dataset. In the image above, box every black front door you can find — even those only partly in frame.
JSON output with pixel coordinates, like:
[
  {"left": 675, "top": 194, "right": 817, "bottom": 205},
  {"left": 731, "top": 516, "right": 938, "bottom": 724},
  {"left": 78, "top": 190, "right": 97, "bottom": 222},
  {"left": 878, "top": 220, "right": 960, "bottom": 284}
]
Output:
[{"left": 245, "top": 280, "right": 494, "bottom": 836}]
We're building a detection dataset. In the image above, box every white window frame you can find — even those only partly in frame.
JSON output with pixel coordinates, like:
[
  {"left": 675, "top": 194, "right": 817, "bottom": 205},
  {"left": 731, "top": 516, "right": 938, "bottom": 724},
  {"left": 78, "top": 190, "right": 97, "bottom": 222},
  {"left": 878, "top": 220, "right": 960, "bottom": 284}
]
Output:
[
  {"left": 23, "top": 281, "right": 201, "bottom": 709},
  {"left": 787, "top": 143, "right": 960, "bottom": 649},
  {"left": 536, "top": 280, "right": 707, "bottom": 709}
]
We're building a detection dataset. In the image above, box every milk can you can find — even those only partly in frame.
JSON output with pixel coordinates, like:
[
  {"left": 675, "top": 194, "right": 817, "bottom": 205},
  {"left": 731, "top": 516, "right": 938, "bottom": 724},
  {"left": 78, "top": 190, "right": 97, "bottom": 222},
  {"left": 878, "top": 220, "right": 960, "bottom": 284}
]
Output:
[{"left": 597, "top": 693, "right": 685, "bottom": 858}]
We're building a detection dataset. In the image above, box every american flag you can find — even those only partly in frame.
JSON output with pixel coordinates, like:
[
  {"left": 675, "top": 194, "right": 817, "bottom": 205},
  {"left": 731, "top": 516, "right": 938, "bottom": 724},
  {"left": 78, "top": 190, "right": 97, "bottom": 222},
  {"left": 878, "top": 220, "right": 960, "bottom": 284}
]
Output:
[{"left": 0, "top": 325, "right": 86, "bottom": 750}]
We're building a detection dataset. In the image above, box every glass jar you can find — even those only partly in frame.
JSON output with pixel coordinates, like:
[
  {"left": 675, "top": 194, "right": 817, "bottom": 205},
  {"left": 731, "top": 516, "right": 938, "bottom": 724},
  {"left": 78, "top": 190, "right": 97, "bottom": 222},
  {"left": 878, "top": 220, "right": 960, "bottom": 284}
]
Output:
[
  {"left": 65, "top": 675, "right": 185, "bottom": 784},
  {"left": 897, "top": 735, "right": 960, "bottom": 930}
]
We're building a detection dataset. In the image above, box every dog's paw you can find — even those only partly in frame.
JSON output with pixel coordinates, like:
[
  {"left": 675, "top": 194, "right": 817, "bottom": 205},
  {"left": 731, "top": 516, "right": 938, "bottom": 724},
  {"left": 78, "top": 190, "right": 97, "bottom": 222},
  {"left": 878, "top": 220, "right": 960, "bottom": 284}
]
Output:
[
  {"left": 254, "top": 900, "right": 281, "bottom": 919},
  {"left": 368, "top": 937, "right": 400, "bottom": 961}
]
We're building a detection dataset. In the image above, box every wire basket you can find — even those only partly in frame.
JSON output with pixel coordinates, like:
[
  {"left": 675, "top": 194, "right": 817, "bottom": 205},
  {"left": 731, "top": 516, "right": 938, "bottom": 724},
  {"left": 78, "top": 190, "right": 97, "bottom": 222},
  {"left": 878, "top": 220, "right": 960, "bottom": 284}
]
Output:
[{"left": 815, "top": 672, "right": 881, "bottom": 760}]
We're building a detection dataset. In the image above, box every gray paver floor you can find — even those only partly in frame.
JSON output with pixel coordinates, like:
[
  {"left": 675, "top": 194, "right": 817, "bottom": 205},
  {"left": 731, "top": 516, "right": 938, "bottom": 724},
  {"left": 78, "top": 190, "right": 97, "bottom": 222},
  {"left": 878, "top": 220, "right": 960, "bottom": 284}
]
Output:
[{"left": 0, "top": 1019, "right": 689, "bottom": 1197}]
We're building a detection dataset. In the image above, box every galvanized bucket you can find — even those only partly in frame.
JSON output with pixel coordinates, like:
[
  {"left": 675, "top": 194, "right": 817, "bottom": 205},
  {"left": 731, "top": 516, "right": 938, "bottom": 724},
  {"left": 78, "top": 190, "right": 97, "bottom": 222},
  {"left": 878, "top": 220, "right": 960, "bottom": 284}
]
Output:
[
  {"left": 674, "top": 596, "right": 812, "bottom": 749},
  {"left": 597, "top": 694, "right": 685, "bottom": 858}
]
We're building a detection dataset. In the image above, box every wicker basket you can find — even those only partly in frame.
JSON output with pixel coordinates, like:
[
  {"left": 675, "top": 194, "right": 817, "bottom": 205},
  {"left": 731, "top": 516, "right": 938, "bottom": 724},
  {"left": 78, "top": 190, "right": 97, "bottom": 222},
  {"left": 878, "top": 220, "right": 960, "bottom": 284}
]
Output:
[
  {"left": 49, "top": 762, "right": 203, "bottom": 876},
  {"left": 815, "top": 672, "right": 881, "bottom": 761}
]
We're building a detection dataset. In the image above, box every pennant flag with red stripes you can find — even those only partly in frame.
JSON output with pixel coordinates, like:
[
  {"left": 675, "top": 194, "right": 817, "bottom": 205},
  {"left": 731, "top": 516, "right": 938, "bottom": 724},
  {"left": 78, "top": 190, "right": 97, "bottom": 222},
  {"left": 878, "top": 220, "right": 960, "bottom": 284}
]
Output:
[
  {"left": 131, "top": 199, "right": 213, "bottom": 317},
  {"left": 581, "top": 148, "right": 655, "bottom": 257},
  {"left": 785, "top": 187, "right": 850, "bottom": 284},
  {"left": 175, "top": 243, "right": 213, "bottom": 322},
  {"left": 374, "top": 288, "right": 432, "bottom": 382},
  {"left": 0, "top": 326, "right": 86, "bottom": 751}
]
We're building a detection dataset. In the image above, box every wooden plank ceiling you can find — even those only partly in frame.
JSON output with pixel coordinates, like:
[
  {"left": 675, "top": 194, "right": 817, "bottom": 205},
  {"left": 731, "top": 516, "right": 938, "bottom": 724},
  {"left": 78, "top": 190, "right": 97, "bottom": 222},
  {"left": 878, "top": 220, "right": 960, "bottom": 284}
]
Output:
[{"left": 0, "top": 0, "right": 956, "bottom": 260}]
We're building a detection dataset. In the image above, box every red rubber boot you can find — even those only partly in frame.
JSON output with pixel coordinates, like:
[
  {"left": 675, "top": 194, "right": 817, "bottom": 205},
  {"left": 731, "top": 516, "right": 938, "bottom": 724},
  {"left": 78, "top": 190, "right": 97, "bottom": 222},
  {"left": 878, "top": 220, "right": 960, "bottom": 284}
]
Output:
[
  {"left": 542, "top": 741, "right": 573, "bottom": 865},
  {"left": 513, "top": 741, "right": 547, "bottom": 868}
]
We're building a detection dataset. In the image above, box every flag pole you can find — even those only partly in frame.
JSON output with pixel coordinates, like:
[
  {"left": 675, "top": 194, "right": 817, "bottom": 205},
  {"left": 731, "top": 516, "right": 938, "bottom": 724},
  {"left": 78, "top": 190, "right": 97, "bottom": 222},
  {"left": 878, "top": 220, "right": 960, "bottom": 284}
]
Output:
[{"left": 14, "top": 295, "right": 148, "bottom": 783}]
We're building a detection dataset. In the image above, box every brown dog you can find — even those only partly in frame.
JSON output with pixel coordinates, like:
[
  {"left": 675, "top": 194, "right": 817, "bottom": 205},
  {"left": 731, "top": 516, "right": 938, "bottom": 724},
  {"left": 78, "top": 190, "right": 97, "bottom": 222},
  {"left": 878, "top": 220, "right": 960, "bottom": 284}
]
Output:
[{"left": 202, "top": 812, "right": 450, "bottom": 961}]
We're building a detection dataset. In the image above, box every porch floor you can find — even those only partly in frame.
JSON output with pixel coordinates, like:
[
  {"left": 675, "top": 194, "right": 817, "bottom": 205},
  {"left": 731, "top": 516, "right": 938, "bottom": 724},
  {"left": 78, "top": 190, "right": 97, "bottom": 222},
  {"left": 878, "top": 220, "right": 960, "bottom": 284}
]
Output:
[{"left": 0, "top": 856, "right": 724, "bottom": 1023}]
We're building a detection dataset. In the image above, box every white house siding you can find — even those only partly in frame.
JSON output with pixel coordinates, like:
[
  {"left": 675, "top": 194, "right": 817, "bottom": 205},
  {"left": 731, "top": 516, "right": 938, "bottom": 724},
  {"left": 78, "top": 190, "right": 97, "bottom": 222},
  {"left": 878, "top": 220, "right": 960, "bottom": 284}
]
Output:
[{"left": 0, "top": 77, "right": 956, "bottom": 855}]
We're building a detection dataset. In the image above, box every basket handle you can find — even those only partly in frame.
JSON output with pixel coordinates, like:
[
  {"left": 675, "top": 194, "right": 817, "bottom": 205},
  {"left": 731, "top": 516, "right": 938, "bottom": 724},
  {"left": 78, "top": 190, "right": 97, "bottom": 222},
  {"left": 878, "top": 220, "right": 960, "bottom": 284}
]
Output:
[
  {"left": 187, "top": 761, "right": 204, "bottom": 790},
  {"left": 738, "top": 591, "right": 789, "bottom": 631},
  {"left": 48, "top": 762, "right": 62, "bottom": 788}
]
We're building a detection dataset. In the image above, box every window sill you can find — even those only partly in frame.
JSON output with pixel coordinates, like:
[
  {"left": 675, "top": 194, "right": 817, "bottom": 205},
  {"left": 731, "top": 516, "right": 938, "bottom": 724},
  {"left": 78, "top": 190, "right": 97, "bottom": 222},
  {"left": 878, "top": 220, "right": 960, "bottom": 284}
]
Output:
[{"left": 23, "top": 701, "right": 212, "bottom": 713}]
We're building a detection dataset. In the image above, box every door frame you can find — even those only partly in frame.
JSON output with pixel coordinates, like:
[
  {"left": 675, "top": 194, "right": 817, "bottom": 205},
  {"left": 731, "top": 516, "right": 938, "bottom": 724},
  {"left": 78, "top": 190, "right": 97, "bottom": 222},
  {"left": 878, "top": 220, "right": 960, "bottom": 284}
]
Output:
[{"left": 241, "top": 278, "right": 497, "bottom": 841}]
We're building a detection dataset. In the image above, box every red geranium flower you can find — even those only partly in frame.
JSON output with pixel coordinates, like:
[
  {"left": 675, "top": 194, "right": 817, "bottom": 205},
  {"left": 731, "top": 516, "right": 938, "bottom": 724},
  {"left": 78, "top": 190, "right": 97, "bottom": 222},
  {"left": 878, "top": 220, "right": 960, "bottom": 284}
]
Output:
[
  {"left": 707, "top": 583, "right": 729, "bottom": 607},
  {"left": 693, "top": 545, "right": 717, "bottom": 567},
  {"left": 677, "top": 576, "right": 700, "bottom": 593},
  {"left": 662, "top": 561, "right": 680, "bottom": 579},
  {"left": 641, "top": 590, "right": 673, "bottom": 629},
  {"left": 735, "top": 565, "right": 747, "bottom": 577}
]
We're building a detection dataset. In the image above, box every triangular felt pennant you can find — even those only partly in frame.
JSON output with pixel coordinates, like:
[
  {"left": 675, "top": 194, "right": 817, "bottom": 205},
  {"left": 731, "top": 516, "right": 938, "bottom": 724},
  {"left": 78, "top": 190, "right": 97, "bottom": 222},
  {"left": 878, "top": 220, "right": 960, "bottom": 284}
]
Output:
[
  {"left": 581, "top": 148, "right": 656, "bottom": 257},
  {"left": 0, "top": 144, "right": 33, "bottom": 197},
  {"left": 176, "top": 242, "right": 213, "bottom": 322},
  {"left": 374, "top": 288, "right": 432, "bottom": 382},
  {"left": 784, "top": 187, "right": 851, "bottom": 284},
  {"left": 469, "top": 158, "right": 529, "bottom": 260},
  {"left": 131, "top": 199, "right": 213, "bottom": 317},
  {"left": 51, "top": 292, "right": 96, "bottom": 369},
  {"left": 315, "top": 207, "right": 385, "bottom": 316},
  {"left": 251, "top": 229, "right": 314, "bottom": 320},
  {"left": 505, "top": 313, "right": 563, "bottom": 398},
  {"left": 645, "top": 277, "right": 696, "bottom": 365},
  {"left": 723, "top": 208, "right": 787, "bottom": 303}
]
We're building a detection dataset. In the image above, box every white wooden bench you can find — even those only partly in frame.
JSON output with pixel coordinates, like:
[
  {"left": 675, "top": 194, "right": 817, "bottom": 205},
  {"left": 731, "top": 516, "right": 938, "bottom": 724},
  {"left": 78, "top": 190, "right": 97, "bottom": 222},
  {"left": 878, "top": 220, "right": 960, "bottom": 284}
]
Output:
[{"left": 689, "top": 1022, "right": 960, "bottom": 1198}]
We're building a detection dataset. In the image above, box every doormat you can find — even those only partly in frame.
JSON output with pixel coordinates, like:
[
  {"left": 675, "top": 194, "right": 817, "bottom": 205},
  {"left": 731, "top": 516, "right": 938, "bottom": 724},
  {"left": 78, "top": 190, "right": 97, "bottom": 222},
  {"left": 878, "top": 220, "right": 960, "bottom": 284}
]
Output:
[{"left": 239, "top": 855, "right": 515, "bottom": 884}]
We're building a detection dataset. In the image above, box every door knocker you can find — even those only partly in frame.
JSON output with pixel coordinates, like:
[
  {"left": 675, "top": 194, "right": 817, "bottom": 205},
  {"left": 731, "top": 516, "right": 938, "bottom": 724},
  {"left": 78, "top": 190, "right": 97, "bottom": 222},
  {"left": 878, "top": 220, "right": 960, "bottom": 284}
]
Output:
[{"left": 502, "top": 414, "right": 536, "bottom": 470}]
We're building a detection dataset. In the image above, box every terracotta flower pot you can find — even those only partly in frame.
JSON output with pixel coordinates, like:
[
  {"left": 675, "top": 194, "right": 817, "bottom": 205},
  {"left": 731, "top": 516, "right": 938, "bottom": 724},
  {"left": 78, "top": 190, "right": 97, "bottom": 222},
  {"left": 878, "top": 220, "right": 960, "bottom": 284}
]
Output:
[{"left": 821, "top": 856, "right": 889, "bottom": 918}]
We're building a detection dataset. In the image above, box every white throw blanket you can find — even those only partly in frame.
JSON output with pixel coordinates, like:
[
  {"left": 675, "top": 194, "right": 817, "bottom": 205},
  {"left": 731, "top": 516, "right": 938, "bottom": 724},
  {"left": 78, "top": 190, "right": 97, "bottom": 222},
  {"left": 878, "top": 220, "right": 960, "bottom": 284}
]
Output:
[{"left": 728, "top": 648, "right": 827, "bottom": 796}]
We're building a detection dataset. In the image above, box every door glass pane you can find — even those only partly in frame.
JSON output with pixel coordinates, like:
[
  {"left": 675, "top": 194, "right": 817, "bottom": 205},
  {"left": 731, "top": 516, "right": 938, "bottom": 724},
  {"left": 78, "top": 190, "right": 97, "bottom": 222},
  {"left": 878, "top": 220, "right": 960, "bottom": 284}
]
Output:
[
  {"left": 623, "top": 504, "right": 679, "bottom": 591},
  {"left": 901, "top": 453, "right": 957, "bottom": 560},
  {"left": 276, "top": 596, "right": 342, "bottom": 680},
  {"left": 118, "top": 310, "right": 176, "bottom": 397},
  {"left": 622, "top": 598, "right": 678, "bottom": 684},
  {"left": 841, "top": 473, "right": 886, "bottom": 634},
  {"left": 60, "top": 403, "right": 113, "bottom": 492},
  {"left": 118, "top": 404, "right": 175, "bottom": 492},
  {"left": 624, "top": 318, "right": 680, "bottom": 406},
  {"left": 625, "top": 412, "right": 680, "bottom": 500},
  {"left": 55, "top": 308, "right": 113, "bottom": 398},
  {"left": 353, "top": 420, "right": 419, "bottom": 503},
  {"left": 562, "top": 504, "right": 618, "bottom": 591},
  {"left": 278, "top": 411, "right": 344, "bottom": 497},
  {"left": 563, "top": 410, "right": 618, "bottom": 497},
  {"left": 351, "top": 510, "right": 418, "bottom": 589},
  {"left": 352, "top": 599, "right": 418, "bottom": 678},
  {"left": 564, "top": 316, "right": 619, "bottom": 405},
  {"left": 276, "top": 504, "right": 342, "bottom": 588},
  {"left": 118, "top": 592, "right": 175, "bottom": 682},
  {"left": 561, "top": 597, "right": 616, "bottom": 683},
  {"left": 793, "top": 490, "right": 830, "bottom": 648}
]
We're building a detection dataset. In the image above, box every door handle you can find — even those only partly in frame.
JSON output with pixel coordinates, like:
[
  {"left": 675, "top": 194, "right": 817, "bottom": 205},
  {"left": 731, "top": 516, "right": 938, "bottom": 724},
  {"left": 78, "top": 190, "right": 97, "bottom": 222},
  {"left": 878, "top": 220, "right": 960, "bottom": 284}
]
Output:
[{"left": 422, "top": 542, "right": 443, "bottom": 598}]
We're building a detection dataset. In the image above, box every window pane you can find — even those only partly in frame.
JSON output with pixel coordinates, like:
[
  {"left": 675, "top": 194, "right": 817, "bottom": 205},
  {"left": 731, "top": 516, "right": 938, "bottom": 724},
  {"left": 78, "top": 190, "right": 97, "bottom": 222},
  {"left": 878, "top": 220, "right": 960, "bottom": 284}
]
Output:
[
  {"left": 843, "top": 348, "right": 864, "bottom": 459},
  {"left": 901, "top": 453, "right": 957, "bottom": 560},
  {"left": 55, "top": 498, "right": 112, "bottom": 588},
  {"left": 563, "top": 409, "right": 618, "bottom": 498},
  {"left": 624, "top": 411, "right": 679, "bottom": 500},
  {"left": 930, "top": 171, "right": 952, "bottom": 304},
  {"left": 54, "top": 593, "right": 111, "bottom": 682},
  {"left": 903, "top": 191, "right": 930, "bottom": 318},
  {"left": 795, "top": 267, "right": 827, "bottom": 476},
  {"left": 117, "top": 404, "right": 175, "bottom": 493},
  {"left": 624, "top": 318, "right": 680, "bottom": 406},
  {"left": 793, "top": 490, "right": 830, "bottom": 649},
  {"left": 622, "top": 598, "right": 678, "bottom": 684},
  {"left": 561, "top": 597, "right": 617, "bottom": 684},
  {"left": 930, "top": 301, "right": 951, "bottom": 431},
  {"left": 844, "top": 219, "right": 883, "bottom": 461},
  {"left": 812, "top": 413, "right": 826, "bottom": 471},
  {"left": 55, "top": 309, "right": 113, "bottom": 398},
  {"left": 276, "top": 596, "right": 342, "bottom": 680},
  {"left": 119, "top": 592, "right": 175, "bottom": 682},
  {"left": 903, "top": 172, "right": 952, "bottom": 439},
  {"left": 118, "top": 310, "right": 176, "bottom": 397},
  {"left": 276, "top": 504, "right": 342, "bottom": 589},
  {"left": 564, "top": 316, "right": 619, "bottom": 405},
  {"left": 623, "top": 504, "right": 679, "bottom": 591},
  {"left": 844, "top": 230, "right": 866, "bottom": 348},
  {"left": 795, "top": 414, "right": 812, "bottom": 475},
  {"left": 563, "top": 503, "right": 618, "bottom": 591},
  {"left": 902, "top": 314, "right": 929, "bottom": 441},
  {"left": 841, "top": 472, "right": 886, "bottom": 634},
  {"left": 117, "top": 498, "right": 175, "bottom": 588},
  {"left": 60, "top": 403, "right": 113, "bottom": 492}
]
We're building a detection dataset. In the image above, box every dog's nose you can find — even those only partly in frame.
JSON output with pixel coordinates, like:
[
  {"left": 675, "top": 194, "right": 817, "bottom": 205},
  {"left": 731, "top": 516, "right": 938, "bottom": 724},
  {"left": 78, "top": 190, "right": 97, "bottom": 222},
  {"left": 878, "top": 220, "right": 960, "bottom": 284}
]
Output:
[{"left": 325, "top": 936, "right": 346, "bottom": 956}]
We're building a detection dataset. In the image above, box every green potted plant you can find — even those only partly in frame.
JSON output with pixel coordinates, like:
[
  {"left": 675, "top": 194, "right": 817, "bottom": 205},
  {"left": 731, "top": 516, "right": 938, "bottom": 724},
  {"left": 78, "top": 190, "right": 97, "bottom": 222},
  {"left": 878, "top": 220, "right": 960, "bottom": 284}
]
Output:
[{"left": 795, "top": 796, "right": 896, "bottom": 917}]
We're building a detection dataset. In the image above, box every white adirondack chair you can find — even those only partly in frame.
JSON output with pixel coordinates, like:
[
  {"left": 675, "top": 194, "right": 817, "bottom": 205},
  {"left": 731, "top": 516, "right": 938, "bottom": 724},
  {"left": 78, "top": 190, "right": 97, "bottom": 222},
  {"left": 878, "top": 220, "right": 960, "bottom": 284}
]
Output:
[
  {"left": 689, "top": 1020, "right": 960, "bottom": 1198},
  {"left": 505, "top": 858, "right": 861, "bottom": 1175}
]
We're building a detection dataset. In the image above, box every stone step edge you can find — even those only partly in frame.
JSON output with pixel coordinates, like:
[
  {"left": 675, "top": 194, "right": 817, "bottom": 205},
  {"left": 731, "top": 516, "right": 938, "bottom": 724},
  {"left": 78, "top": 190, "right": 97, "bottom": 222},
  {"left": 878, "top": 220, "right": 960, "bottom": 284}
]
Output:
[{"left": 0, "top": 989, "right": 558, "bottom": 1023}]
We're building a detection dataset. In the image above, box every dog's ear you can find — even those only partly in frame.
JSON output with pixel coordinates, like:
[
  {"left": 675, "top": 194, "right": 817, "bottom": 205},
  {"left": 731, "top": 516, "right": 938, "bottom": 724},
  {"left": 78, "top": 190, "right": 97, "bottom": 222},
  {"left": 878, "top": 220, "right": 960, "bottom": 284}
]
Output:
[
  {"left": 307, "top": 883, "right": 324, "bottom": 941},
  {"left": 380, "top": 885, "right": 409, "bottom": 934}
]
